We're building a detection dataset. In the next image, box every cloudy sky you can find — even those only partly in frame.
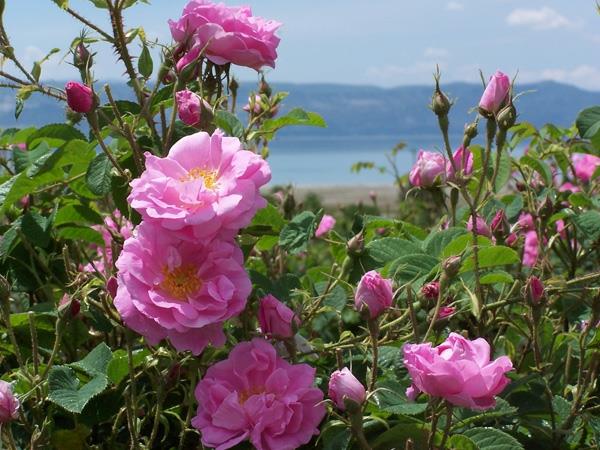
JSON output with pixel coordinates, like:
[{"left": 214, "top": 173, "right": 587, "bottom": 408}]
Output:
[{"left": 4, "top": 0, "right": 600, "bottom": 90}]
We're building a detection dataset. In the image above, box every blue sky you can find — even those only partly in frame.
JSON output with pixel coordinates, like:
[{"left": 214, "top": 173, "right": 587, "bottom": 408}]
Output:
[{"left": 4, "top": 1, "right": 600, "bottom": 90}]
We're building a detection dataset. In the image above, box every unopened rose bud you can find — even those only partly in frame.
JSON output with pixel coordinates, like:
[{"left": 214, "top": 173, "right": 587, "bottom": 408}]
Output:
[
  {"left": 59, "top": 293, "right": 80, "bottom": 318},
  {"left": 491, "top": 209, "right": 509, "bottom": 241},
  {"left": 478, "top": 70, "right": 510, "bottom": 117},
  {"left": 229, "top": 76, "right": 239, "bottom": 95},
  {"left": 497, "top": 103, "right": 517, "bottom": 130},
  {"left": 107, "top": 276, "right": 118, "bottom": 299},
  {"left": 175, "top": 89, "right": 211, "bottom": 127},
  {"left": 259, "top": 77, "right": 272, "bottom": 97},
  {"left": 328, "top": 367, "right": 366, "bottom": 411},
  {"left": 354, "top": 270, "right": 393, "bottom": 319},
  {"left": 438, "top": 305, "right": 456, "bottom": 319},
  {"left": 0, "top": 381, "right": 19, "bottom": 424},
  {"left": 73, "top": 42, "right": 92, "bottom": 70},
  {"left": 442, "top": 256, "right": 461, "bottom": 279},
  {"left": 431, "top": 87, "right": 451, "bottom": 117},
  {"left": 176, "top": 46, "right": 201, "bottom": 82},
  {"left": 315, "top": 214, "right": 336, "bottom": 238},
  {"left": 347, "top": 230, "right": 365, "bottom": 255},
  {"left": 406, "top": 384, "right": 420, "bottom": 402},
  {"left": 65, "top": 81, "right": 94, "bottom": 113},
  {"left": 526, "top": 276, "right": 544, "bottom": 305},
  {"left": 463, "top": 121, "right": 478, "bottom": 147},
  {"left": 258, "top": 294, "right": 301, "bottom": 339},
  {"left": 421, "top": 281, "right": 440, "bottom": 300}
]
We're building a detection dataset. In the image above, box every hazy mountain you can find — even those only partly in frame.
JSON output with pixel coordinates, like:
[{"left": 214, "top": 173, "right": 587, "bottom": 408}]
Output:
[{"left": 1, "top": 80, "right": 598, "bottom": 139}]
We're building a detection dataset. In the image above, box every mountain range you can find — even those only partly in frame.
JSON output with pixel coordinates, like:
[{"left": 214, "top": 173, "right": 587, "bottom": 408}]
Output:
[{"left": 2, "top": 80, "right": 598, "bottom": 139}]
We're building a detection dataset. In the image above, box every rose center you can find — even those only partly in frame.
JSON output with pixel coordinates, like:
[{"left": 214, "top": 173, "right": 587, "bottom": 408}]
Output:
[
  {"left": 160, "top": 264, "right": 201, "bottom": 300},
  {"left": 238, "top": 386, "right": 265, "bottom": 404},
  {"left": 180, "top": 167, "right": 219, "bottom": 189}
]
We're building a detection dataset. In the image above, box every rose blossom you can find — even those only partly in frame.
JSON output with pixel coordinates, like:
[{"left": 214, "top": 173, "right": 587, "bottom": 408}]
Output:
[
  {"left": 169, "top": 0, "right": 281, "bottom": 71},
  {"left": 114, "top": 221, "right": 251, "bottom": 355},
  {"left": 258, "top": 294, "right": 300, "bottom": 339},
  {"left": 409, "top": 150, "right": 446, "bottom": 187},
  {"left": 403, "top": 333, "right": 513, "bottom": 410},
  {"left": 65, "top": 81, "right": 94, "bottom": 113},
  {"left": 176, "top": 89, "right": 210, "bottom": 126},
  {"left": 522, "top": 230, "right": 539, "bottom": 267},
  {"left": 355, "top": 270, "right": 393, "bottom": 319},
  {"left": 478, "top": 71, "right": 510, "bottom": 115},
  {"left": 315, "top": 214, "right": 335, "bottom": 238},
  {"left": 572, "top": 153, "right": 600, "bottom": 183},
  {"left": 0, "top": 381, "right": 19, "bottom": 423},
  {"left": 129, "top": 130, "right": 271, "bottom": 239},
  {"left": 192, "top": 338, "right": 325, "bottom": 450},
  {"left": 328, "top": 367, "right": 366, "bottom": 411},
  {"left": 421, "top": 281, "right": 440, "bottom": 300},
  {"left": 446, "top": 146, "right": 473, "bottom": 181}
]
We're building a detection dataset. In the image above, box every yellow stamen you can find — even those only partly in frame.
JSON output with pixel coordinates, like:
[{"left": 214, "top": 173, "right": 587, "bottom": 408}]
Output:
[
  {"left": 160, "top": 264, "right": 201, "bottom": 300},
  {"left": 179, "top": 167, "right": 219, "bottom": 189}
]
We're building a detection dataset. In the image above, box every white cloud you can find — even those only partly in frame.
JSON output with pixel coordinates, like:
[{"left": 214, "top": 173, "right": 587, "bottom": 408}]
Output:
[
  {"left": 506, "top": 7, "right": 572, "bottom": 30},
  {"left": 424, "top": 47, "right": 450, "bottom": 59},
  {"left": 365, "top": 62, "right": 447, "bottom": 86},
  {"left": 446, "top": 1, "right": 464, "bottom": 11},
  {"left": 520, "top": 65, "right": 600, "bottom": 91}
]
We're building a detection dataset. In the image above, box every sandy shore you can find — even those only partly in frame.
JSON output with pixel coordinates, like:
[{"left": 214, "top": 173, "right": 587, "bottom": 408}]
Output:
[{"left": 294, "top": 184, "right": 398, "bottom": 209}]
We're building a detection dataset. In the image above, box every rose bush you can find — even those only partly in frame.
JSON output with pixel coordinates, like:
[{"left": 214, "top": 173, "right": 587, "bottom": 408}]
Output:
[{"left": 0, "top": 1, "right": 598, "bottom": 449}]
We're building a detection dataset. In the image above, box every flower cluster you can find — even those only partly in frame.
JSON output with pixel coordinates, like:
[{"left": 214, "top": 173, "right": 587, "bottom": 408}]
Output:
[{"left": 115, "top": 130, "right": 270, "bottom": 354}]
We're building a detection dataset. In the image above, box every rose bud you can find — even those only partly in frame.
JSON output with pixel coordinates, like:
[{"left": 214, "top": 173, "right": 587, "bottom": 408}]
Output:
[
  {"left": 406, "top": 384, "right": 420, "bottom": 402},
  {"left": 355, "top": 270, "right": 393, "bottom": 319},
  {"left": 497, "top": 103, "right": 517, "bottom": 131},
  {"left": 315, "top": 214, "right": 336, "bottom": 238},
  {"left": 467, "top": 215, "right": 492, "bottom": 238},
  {"left": 243, "top": 94, "right": 263, "bottom": 114},
  {"left": 73, "top": 42, "right": 93, "bottom": 70},
  {"left": 478, "top": 70, "right": 510, "bottom": 116},
  {"left": 526, "top": 276, "right": 544, "bottom": 305},
  {"left": 431, "top": 86, "right": 451, "bottom": 117},
  {"left": 446, "top": 146, "right": 473, "bottom": 182},
  {"left": 490, "top": 209, "right": 509, "bottom": 241},
  {"left": 59, "top": 293, "right": 80, "bottom": 318},
  {"left": 347, "top": 230, "right": 365, "bottom": 255},
  {"left": 175, "top": 45, "right": 201, "bottom": 81},
  {"left": 65, "top": 81, "right": 94, "bottom": 113},
  {"left": 328, "top": 367, "right": 366, "bottom": 411},
  {"left": 176, "top": 89, "right": 210, "bottom": 126},
  {"left": 462, "top": 121, "right": 478, "bottom": 148},
  {"left": 258, "top": 294, "right": 300, "bottom": 339},
  {"left": 409, "top": 150, "right": 446, "bottom": 187},
  {"left": 107, "top": 276, "right": 118, "bottom": 299},
  {"left": 438, "top": 305, "right": 456, "bottom": 319},
  {"left": 442, "top": 256, "right": 462, "bottom": 279},
  {"left": 421, "top": 281, "right": 440, "bottom": 300},
  {"left": 0, "top": 381, "right": 19, "bottom": 423}
]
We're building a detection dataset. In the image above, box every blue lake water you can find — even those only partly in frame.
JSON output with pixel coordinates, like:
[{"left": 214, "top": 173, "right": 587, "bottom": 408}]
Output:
[{"left": 267, "top": 134, "right": 462, "bottom": 186}]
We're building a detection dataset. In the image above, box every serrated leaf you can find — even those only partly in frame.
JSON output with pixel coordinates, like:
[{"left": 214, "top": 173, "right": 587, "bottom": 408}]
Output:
[
  {"left": 138, "top": 44, "right": 153, "bottom": 78},
  {"left": 69, "top": 343, "right": 112, "bottom": 377},
  {"left": 365, "top": 237, "right": 423, "bottom": 267},
  {"left": 320, "top": 423, "right": 351, "bottom": 450},
  {"left": 479, "top": 271, "right": 514, "bottom": 285},
  {"left": 576, "top": 106, "right": 600, "bottom": 141},
  {"left": 20, "top": 211, "right": 50, "bottom": 248},
  {"left": 460, "top": 427, "right": 524, "bottom": 450},
  {"left": 57, "top": 226, "right": 104, "bottom": 245},
  {"left": 571, "top": 210, "right": 600, "bottom": 242},
  {"left": 423, "top": 227, "right": 468, "bottom": 258},
  {"left": 214, "top": 110, "right": 244, "bottom": 138},
  {"left": 279, "top": 211, "right": 318, "bottom": 254},
  {"left": 106, "top": 348, "right": 149, "bottom": 385},
  {"left": 521, "top": 155, "right": 553, "bottom": 186},
  {"left": 314, "top": 281, "right": 347, "bottom": 310},
  {"left": 26, "top": 123, "right": 86, "bottom": 148},
  {"left": 48, "top": 366, "right": 108, "bottom": 414},
  {"left": 387, "top": 254, "right": 439, "bottom": 283},
  {"left": 257, "top": 108, "right": 326, "bottom": 140},
  {"left": 460, "top": 246, "right": 519, "bottom": 273},
  {"left": 441, "top": 234, "right": 492, "bottom": 259},
  {"left": 85, "top": 153, "right": 112, "bottom": 196}
]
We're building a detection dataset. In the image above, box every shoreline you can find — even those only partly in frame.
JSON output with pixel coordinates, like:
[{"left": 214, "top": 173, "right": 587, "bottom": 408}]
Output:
[{"left": 292, "top": 184, "right": 398, "bottom": 209}]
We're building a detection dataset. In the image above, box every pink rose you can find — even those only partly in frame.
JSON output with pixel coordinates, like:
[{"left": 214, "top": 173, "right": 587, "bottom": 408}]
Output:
[
  {"left": 526, "top": 276, "right": 544, "bottom": 305},
  {"left": 192, "top": 338, "right": 325, "bottom": 450},
  {"left": 438, "top": 305, "right": 456, "bottom": 319},
  {"left": 65, "top": 81, "right": 94, "bottom": 113},
  {"left": 176, "top": 89, "right": 209, "bottom": 126},
  {"left": 258, "top": 294, "right": 300, "bottom": 339},
  {"left": 572, "top": 153, "right": 600, "bottom": 182},
  {"left": 559, "top": 182, "right": 580, "bottom": 193},
  {"left": 355, "top": 270, "right": 393, "bottom": 319},
  {"left": 517, "top": 212, "right": 535, "bottom": 232},
  {"left": 478, "top": 71, "right": 510, "bottom": 115},
  {"left": 406, "top": 384, "right": 420, "bottom": 401},
  {"left": 446, "top": 146, "right": 473, "bottom": 181},
  {"left": 409, "top": 150, "right": 446, "bottom": 187},
  {"left": 0, "top": 381, "right": 19, "bottom": 423},
  {"left": 467, "top": 215, "right": 492, "bottom": 239},
  {"left": 129, "top": 130, "right": 271, "bottom": 240},
  {"left": 522, "top": 230, "right": 539, "bottom": 267},
  {"left": 421, "top": 281, "right": 440, "bottom": 300},
  {"left": 243, "top": 94, "right": 263, "bottom": 114},
  {"left": 315, "top": 214, "right": 336, "bottom": 238},
  {"left": 114, "top": 221, "right": 251, "bottom": 355},
  {"left": 490, "top": 210, "right": 509, "bottom": 240},
  {"left": 328, "top": 367, "right": 366, "bottom": 411},
  {"left": 403, "top": 333, "right": 513, "bottom": 410},
  {"left": 169, "top": 0, "right": 281, "bottom": 71}
]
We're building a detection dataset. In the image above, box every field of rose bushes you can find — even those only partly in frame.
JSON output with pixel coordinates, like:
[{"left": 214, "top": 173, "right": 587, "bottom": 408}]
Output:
[{"left": 0, "top": 1, "right": 600, "bottom": 449}]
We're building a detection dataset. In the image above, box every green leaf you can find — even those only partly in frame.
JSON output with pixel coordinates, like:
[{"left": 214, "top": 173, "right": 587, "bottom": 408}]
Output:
[
  {"left": 451, "top": 398, "right": 518, "bottom": 431},
  {"left": 48, "top": 366, "right": 108, "bottom": 414},
  {"left": 85, "top": 153, "right": 112, "bottom": 196},
  {"left": 441, "top": 234, "right": 492, "bottom": 259},
  {"left": 373, "top": 380, "right": 428, "bottom": 416},
  {"left": 459, "top": 427, "right": 524, "bottom": 450},
  {"left": 365, "top": 238, "right": 423, "bottom": 267},
  {"left": 138, "top": 44, "right": 153, "bottom": 78},
  {"left": 372, "top": 417, "right": 433, "bottom": 450},
  {"left": 521, "top": 155, "right": 553, "bottom": 186},
  {"left": 320, "top": 423, "right": 351, "bottom": 450},
  {"left": 576, "top": 106, "right": 600, "bottom": 144},
  {"left": 479, "top": 271, "right": 514, "bottom": 285},
  {"left": 69, "top": 343, "right": 112, "bottom": 377},
  {"left": 572, "top": 210, "right": 600, "bottom": 242},
  {"left": 257, "top": 108, "right": 326, "bottom": 140},
  {"left": 214, "top": 110, "right": 244, "bottom": 138},
  {"left": 26, "top": 123, "right": 86, "bottom": 148},
  {"left": 52, "top": 0, "right": 69, "bottom": 8},
  {"left": 54, "top": 203, "right": 103, "bottom": 226},
  {"left": 279, "top": 211, "right": 318, "bottom": 254},
  {"left": 106, "top": 348, "right": 149, "bottom": 385},
  {"left": 314, "top": 281, "right": 347, "bottom": 310},
  {"left": 13, "top": 141, "right": 52, "bottom": 173},
  {"left": 460, "top": 246, "right": 519, "bottom": 273},
  {"left": 423, "top": 227, "right": 468, "bottom": 258},
  {"left": 494, "top": 150, "right": 512, "bottom": 192},
  {"left": 57, "top": 226, "right": 104, "bottom": 245},
  {"left": 246, "top": 203, "right": 286, "bottom": 235},
  {"left": 20, "top": 211, "right": 50, "bottom": 248},
  {"left": 387, "top": 254, "right": 439, "bottom": 283}
]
